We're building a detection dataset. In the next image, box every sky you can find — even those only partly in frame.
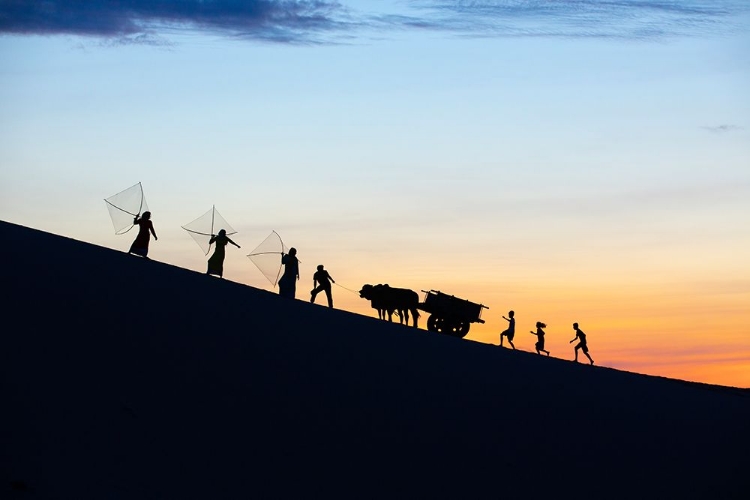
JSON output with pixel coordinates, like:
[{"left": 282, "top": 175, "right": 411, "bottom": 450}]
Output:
[{"left": 1, "top": 0, "right": 749, "bottom": 387}]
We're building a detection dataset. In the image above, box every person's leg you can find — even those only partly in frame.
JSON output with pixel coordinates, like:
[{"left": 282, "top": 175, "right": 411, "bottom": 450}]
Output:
[
  {"left": 325, "top": 287, "right": 333, "bottom": 308},
  {"left": 540, "top": 341, "right": 549, "bottom": 356}
]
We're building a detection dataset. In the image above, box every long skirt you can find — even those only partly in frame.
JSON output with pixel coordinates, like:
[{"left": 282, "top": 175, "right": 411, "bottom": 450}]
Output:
[
  {"left": 129, "top": 244, "right": 148, "bottom": 257},
  {"left": 278, "top": 274, "right": 296, "bottom": 298},
  {"left": 207, "top": 249, "right": 225, "bottom": 277},
  {"left": 129, "top": 231, "right": 150, "bottom": 257}
]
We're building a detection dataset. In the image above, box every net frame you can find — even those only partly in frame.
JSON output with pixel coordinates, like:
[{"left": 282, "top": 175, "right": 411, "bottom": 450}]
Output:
[
  {"left": 104, "top": 182, "right": 149, "bottom": 235},
  {"left": 182, "top": 205, "right": 238, "bottom": 255},
  {"left": 247, "top": 231, "right": 289, "bottom": 287}
]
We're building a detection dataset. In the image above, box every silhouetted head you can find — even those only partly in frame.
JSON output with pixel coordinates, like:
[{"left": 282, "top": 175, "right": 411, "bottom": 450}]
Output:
[
  {"left": 141, "top": 211, "right": 151, "bottom": 220},
  {"left": 218, "top": 229, "right": 226, "bottom": 236},
  {"left": 289, "top": 247, "right": 297, "bottom": 256},
  {"left": 317, "top": 265, "right": 324, "bottom": 271},
  {"left": 508, "top": 310, "right": 514, "bottom": 317},
  {"left": 359, "top": 284, "right": 374, "bottom": 298},
  {"left": 573, "top": 322, "right": 579, "bottom": 329},
  {"left": 536, "top": 321, "right": 546, "bottom": 328}
]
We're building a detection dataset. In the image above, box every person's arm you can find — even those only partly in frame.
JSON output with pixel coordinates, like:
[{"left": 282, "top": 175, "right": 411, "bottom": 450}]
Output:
[
  {"left": 150, "top": 222, "right": 157, "bottom": 240},
  {"left": 209, "top": 235, "right": 217, "bottom": 244},
  {"left": 502, "top": 316, "right": 509, "bottom": 322},
  {"left": 227, "top": 237, "right": 240, "bottom": 248}
]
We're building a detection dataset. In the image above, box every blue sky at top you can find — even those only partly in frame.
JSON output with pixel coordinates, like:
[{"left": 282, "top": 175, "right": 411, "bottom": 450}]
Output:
[{"left": 1, "top": 2, "right": 748, "bottom": 258}]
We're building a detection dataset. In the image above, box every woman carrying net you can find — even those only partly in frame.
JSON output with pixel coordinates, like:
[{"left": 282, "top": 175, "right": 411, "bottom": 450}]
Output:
[
  {"left": 207, "top": 229, "right": 240, "bottom": 278},
  {"left": 128, "top": 211, "right": 157, "bottom": 258}
]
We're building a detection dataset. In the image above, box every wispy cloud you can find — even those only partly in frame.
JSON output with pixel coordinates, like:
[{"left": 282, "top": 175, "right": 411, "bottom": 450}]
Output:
[
  {"left": 0, "top": 0, "right": 352, "bottom": 44},
  {"left": 0, "top": 1, "right": 746, "bottom": 43},
  {"left": 702, "top": 124, "right": 744, "bottom": 133},
  {"left": 395, "top": 0, "right": 749, "bottom": 40}
]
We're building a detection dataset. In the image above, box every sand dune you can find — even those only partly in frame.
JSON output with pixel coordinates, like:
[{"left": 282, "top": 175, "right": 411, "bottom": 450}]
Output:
[{"left": 1, "top": 220, "right": 748, "bottom": 498}]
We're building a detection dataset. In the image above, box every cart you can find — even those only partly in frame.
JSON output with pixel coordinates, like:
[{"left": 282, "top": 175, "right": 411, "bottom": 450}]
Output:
[{"left": 418, "top": 290, "right": 489, "bottom": 338}]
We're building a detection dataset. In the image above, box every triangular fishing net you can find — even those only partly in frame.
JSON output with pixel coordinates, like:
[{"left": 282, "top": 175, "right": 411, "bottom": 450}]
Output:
[
  {"left": 247, "top": 231, "right": 289, "bottom": 287},
  {"left": 182, "top": 205, "right": 237, "bottom": 255},
  {"left": 104, "top": 182, "right": 149, "bottom": 235}
]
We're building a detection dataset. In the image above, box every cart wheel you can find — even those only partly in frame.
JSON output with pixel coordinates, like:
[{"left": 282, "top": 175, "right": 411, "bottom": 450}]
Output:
[
  {"left": 444, "top": 320, "right": 470, "bottom": 338},
  {"left": 427, "top": 316, "right": 470, "bottom": 338},
  {"left": 427, "top": 314, "right": 439, "bottom": 332}
]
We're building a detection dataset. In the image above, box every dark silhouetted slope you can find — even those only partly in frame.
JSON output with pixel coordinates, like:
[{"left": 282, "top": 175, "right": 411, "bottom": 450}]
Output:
[{"left": 1, "top": 220, "right": 749, "bottom": 499}]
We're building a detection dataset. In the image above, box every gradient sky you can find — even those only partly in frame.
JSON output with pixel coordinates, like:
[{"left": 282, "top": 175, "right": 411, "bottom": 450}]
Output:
[{"left": 1, "top": 1, "right": 749, "bottom": 387}]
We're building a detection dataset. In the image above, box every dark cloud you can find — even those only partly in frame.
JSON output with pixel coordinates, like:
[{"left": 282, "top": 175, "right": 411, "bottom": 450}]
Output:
[
  {"left": 0, "top": 0, "right": 351, "bottom": 43},
  {"left": 0, "top": 1, "right": 746, "bottom": 43}
]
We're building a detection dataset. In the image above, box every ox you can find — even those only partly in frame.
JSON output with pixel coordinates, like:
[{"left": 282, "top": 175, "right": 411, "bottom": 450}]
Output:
[{"left": 359, "top": 284, "right": 420, "bottom": 328}]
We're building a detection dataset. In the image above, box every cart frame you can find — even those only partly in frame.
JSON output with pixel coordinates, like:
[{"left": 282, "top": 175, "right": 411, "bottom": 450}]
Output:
[{"left": 418, "top": 290, "right": 488, "bottom": 338}]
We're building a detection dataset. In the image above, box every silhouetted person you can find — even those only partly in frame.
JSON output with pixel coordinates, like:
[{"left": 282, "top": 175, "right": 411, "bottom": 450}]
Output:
[
  {"left": 530, "top": 321, "right": 550, "bottom": 356},
  {"left": 310, "top": 264, "right": 335, "bottom": 308},
  {"left": 570, "top": 322, "right": 594, "bottom": 365},
  {"left": 500, "top": 310, "right": 515, "bottom": 349},
  {"left": 207, "top": 229, "right": 240, "bottom": 278},
  {"left": 278, "top": 247, "right": 299, "bottom": 299},
  {"left": 128, "top": 211, "right": 157, "bottom": 258}
]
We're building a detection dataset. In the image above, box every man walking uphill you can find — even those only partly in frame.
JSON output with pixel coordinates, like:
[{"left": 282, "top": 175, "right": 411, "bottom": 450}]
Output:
[
  {"left": 310, "top": 264, "right": 335, "bottom": 308},
  {"left": 570, "top": 322, "right": 595, "bottom": 365}
]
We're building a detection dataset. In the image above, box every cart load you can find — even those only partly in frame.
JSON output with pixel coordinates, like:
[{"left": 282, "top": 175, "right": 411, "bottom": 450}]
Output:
[{"left": 418, "top": 290, "right": 488, "bottom": 338}]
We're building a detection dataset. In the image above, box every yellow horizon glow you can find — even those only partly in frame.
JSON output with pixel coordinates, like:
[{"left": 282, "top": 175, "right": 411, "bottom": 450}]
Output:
[
  {"left": 224, "top": 254, "right": 750, "bottom": 389},
  {"left": 17, "top": 217, "right": 749, "bottom": 389}
]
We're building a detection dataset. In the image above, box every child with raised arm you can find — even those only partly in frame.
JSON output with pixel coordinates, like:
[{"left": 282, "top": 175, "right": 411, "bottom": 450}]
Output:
[
  {"left": 570, "top": 322, "right": 594, "bottom": 365},
  {"left": 530, "top": 321, "right": 550, "bottom": 356},
  {"left": 499, "top": 310, "right": 516, "bottom": 349}
]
